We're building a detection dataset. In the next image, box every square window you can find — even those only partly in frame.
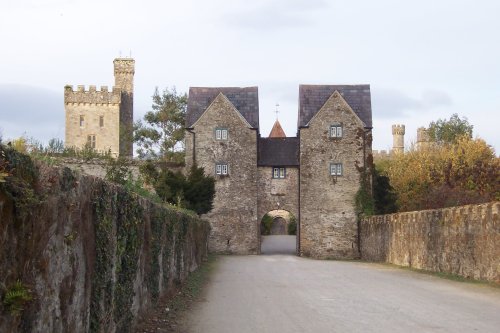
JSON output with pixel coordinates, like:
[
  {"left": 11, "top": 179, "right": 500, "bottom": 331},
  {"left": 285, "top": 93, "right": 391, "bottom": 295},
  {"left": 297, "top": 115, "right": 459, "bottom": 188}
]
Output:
[
  {"left": 216, "top": 163, "right": 228, "bottom": 175},
  {"left": 215, "top": 128, "right": 228, "bottom": 140},
  {"left": 330, "top": 124, "right": 343, "bottom": 138},
  {"left": 330, "top": 163, "right": 343, "bottom": 176},
  {"left": 272, "top": 167, "right": 286, "bottom": 179}
]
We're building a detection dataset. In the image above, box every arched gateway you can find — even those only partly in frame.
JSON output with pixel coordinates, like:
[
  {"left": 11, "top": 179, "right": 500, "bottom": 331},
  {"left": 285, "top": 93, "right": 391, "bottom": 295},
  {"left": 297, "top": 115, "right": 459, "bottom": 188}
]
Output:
[{"left": 185, "top": 85, "right": 373, "bottom": 259}]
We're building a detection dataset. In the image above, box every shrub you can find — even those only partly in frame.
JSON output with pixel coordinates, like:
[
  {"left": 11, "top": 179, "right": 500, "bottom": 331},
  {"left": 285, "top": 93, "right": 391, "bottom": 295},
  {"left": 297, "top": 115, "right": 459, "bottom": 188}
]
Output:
[
  {"left": 3, "top": 280, "right": 32, "bottom": 316},
  {"left": 287, "top": 216, "right": 297, "bottom": 235}
]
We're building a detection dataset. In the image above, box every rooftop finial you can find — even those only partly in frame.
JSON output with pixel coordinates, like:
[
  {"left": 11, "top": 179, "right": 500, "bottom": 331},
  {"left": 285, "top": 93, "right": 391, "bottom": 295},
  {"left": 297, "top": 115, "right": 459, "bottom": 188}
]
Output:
[{"left": 275, "top": 103, "right": 280, "bottom": 119}]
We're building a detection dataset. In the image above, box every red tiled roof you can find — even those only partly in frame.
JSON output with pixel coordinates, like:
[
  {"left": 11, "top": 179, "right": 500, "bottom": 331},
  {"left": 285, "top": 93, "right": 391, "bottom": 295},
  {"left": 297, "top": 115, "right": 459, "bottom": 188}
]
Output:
[{"left": 269, "top": 120, "right": 286, "bottom": 138}]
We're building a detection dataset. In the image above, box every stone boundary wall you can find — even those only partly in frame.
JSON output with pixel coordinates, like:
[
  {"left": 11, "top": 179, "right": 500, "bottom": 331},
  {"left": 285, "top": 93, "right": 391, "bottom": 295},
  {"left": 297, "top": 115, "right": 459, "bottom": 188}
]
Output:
[
  {"left": 0, "top": 148, "right": 208, "bottom": 332},
  {"left": 361, "top": 202, "right": 499, "bottom": 283},
  {"left": 59, "top": 157, "right": 184, "bottom": 181}
]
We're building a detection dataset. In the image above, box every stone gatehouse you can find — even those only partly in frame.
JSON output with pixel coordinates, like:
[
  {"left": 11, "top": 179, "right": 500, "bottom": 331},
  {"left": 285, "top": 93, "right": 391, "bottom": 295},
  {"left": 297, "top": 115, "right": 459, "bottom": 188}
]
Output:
[{"left": 185, "top": 85, "right": 373, "bottom": 259}]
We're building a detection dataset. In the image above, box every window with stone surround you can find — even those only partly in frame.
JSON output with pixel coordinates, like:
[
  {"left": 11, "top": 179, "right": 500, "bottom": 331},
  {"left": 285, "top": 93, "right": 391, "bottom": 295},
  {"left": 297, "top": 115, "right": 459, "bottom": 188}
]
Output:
[
  {"left": 329, "top": 123, "right": 343, "bottom": 138},
  {"left": 99, "top": 115, "right": 104, "bottom": 128},
  {"left": 215, "top": 128, "right": 228, "bottom": 140},
  {"left": 330, "top": 163, "right": 343, "bottom": 176},
  {"left": 272, "top": 167, "right": 286, "bottom": 179},
  {"left": 80, "top": 115, "right": 85, "bottom": 127},
  {"left": 216, "top": 163, "right": 228, "bottom": 175},
  {"left": 87, "top": 134, "right": 96, "bottom": 149}
]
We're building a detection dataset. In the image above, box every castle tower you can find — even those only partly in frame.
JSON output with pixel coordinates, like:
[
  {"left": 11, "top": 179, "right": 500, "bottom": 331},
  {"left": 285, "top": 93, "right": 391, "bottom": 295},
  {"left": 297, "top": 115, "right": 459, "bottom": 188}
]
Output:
[
  {"left": 392, "top": 124, "right": 405, "bottom": 154},
  {"left": 114, "top": 58, "right": 135, "bottom": 157},
  {"left": 64, "top": 58, "right": 134, "bottom": 157},
  {"left": 416, "top": 127, "right": 430, "bottom": 150}
]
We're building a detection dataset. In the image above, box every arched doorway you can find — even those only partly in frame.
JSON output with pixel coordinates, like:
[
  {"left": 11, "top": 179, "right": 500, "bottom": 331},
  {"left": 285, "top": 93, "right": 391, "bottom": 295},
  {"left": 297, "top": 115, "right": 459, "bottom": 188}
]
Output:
[{"left": 260, "top": 210, "right": 297, "bottom": 255}]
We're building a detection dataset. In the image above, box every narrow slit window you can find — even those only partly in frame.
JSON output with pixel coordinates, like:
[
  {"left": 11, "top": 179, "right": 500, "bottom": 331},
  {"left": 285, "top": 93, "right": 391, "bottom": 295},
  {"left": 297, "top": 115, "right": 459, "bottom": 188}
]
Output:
[
  {"left": 87, "top": 135, "right": 96, "bottom": 149},
  {"left": 80, "top": 115, "right": 85, "bottom": 127},
  {"left": 99, "top": 116, "right": 104, "bottom": 127}
]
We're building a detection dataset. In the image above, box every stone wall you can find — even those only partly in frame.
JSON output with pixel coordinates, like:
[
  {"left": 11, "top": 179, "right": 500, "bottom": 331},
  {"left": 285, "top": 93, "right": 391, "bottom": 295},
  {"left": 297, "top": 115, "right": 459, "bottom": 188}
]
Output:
[
  {"left": 361, "top": 202, "right": 500, "bottom": 283},
  {"left": 299, "top": 91, "right": 369, "bottom": 259},
  {"left": 187, "top": 93, "right": 259, "bottom": 254},
  {"left": 58, "top": 157, "right": 184, "bottom": 180},
  {"left": 0, "top": 147, "right": 209, "bottom": 332}
]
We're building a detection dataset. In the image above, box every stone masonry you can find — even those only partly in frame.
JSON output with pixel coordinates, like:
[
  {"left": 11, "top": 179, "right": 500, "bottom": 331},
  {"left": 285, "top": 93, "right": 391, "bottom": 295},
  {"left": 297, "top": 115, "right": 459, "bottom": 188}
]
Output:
[
  {"left": 186, "top": 85, "right": 372, "bottom": 258},
  {"left": 186, "top": 92, "right": 259, "bottom": 254},
  {"left": 65, "top": 58, "right": 134, "bottom": 157},
  {"left": 299, "top": 90, "right": 369, "bottom": 258},
  {"left": 361, "top": 202, "right": 500, "bottom": 283}
]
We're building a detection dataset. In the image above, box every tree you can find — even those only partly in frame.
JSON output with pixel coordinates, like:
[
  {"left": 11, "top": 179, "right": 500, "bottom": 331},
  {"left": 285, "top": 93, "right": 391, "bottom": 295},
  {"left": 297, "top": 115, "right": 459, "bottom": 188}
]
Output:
[
  {"left": 134, "top": 87, "right": 187, "bottom": 161},
  {"left": 153, "top": 164, "right": 215, "bottom": 215},
  {"left": 372, "top": 167, "right": 398, "bottom": 214},
  {"left": 382, "top": 136, "right": 499, "bottom": 211},
  {"left": 428, "top": 113, "right": 473, "bottom": 144}
]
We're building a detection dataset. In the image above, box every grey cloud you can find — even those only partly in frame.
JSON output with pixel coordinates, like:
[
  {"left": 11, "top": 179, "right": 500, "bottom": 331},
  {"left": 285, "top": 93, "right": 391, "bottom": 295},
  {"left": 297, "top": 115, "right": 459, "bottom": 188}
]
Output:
[
  {"left": 372, "top": 88, "right": 453, "bottom": 118},
  {"left": 0, "top": 84, "right": 64, "bottom": 142}
]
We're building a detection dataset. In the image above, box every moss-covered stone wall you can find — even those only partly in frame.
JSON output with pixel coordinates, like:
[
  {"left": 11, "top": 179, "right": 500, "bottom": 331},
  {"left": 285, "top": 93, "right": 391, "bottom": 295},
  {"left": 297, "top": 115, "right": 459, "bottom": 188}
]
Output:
[{"left": 0, "top": 146, "right": 209, "bottom": 332}]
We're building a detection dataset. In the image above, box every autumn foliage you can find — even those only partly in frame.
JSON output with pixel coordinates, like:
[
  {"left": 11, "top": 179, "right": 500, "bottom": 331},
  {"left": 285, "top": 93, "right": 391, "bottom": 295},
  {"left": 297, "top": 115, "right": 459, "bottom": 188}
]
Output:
[{"left": 378, "top": 136, "right": 499, "bottom": 212}]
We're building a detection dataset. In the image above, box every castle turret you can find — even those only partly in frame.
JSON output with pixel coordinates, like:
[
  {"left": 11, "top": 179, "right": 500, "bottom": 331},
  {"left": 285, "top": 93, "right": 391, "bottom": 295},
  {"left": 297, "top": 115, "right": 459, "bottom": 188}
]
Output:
[
  {"left": 416, "top": 127, "right": 430, "bottom": 150},
  {"left": 113, "top": 58, "right": 135, "bottom": 157},
  {"left": 392, "top": 124, "right": 405, "bottom": 154}
]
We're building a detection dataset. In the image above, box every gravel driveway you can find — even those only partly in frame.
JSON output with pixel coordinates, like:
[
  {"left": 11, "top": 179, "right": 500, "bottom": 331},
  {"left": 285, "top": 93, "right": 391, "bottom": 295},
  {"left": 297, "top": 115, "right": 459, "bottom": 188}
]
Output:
[{"left": 184, "top": 255, "right": 500, "bottom": 333}]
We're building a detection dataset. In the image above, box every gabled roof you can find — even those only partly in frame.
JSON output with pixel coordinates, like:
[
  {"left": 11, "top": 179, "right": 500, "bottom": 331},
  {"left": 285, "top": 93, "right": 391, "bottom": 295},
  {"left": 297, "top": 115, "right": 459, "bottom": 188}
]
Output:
[
  {"left": 298, "top": 85, "right": 372, "bottom": 128},
  {"left": 258, "top": 137, "right": 299, "bottom": 166},
  {"left": 269, "top": 120, "right": 286, "bottom": 138},
  {"left": 186, "top": 87, "right": 259, "bottom": 129}
]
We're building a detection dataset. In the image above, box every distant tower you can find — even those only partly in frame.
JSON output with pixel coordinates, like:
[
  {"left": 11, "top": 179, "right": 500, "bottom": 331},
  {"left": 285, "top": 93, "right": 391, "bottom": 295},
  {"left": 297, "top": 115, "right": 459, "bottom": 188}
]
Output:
[
  {"left": 64, "top": 58, "right": 134, "bottom": 157},
  {"left": 416, "top": 127, "right": 430, "bottom": 150},
  {"left": 392, "top": 124, "right": 405, "bottom": 154},
  {"left": 114, "top": 58, "right": 135, "bottom": 157}
]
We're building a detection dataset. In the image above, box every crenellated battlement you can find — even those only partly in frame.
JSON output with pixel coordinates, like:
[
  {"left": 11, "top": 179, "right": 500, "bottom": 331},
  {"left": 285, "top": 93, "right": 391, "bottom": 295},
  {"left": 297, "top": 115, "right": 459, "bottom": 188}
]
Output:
[
  {"left": 391, "top": 124, "right": 405, "bottom": 135},
  {"left": 64, "top": 84, "right": 122, "bottom": 105}
]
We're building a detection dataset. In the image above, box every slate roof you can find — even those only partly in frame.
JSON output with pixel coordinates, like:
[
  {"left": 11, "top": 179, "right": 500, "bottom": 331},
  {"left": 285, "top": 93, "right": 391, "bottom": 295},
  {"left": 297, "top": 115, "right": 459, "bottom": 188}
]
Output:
[
  {"left": 269, "top": 120, "right": 286, "bottom": 138},
  {"left": 298, "top": 85, "right": 372, "bottom": 128},
  {"left": 186, "top": 87, "right": 259, "bottom": 129},
  {"left": 258, "top": 137, "right": 299, "bottom": 166}
]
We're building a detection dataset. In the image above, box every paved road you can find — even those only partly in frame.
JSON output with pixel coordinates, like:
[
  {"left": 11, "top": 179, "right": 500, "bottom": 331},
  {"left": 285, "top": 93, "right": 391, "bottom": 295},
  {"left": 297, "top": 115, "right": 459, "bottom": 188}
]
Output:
[
  {"left": 261, "top": 235, "right": 296, "bottom": 255},
  {"left": 185, "top": 255, "right": 500, "bottom": 333}
]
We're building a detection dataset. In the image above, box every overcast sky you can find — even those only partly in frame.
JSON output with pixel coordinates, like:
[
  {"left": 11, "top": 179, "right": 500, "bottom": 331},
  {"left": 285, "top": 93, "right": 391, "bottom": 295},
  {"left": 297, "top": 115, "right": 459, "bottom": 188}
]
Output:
[{"left": 0, "top": 0, "right": 499, "bottom": 153}]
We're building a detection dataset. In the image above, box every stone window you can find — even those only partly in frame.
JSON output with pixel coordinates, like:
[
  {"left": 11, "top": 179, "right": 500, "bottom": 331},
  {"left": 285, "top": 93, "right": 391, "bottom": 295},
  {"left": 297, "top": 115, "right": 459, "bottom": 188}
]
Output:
[
  {"left": 216, "top": 163, "right": 228, "bottom": 175},
  {"left": 272, "top": 167, "right": 286, "bottom": 179},
  {"left": 330, "top": 123, "right": 343, "bottom": 138},
  {"left": 330, "top": 163, "right": 343, "bottom": 176},
  {"left": 80, "top": 115, "right": 85, "bottom": 127},
  {"left": 215, "top": 128, "right": 228, "bottom": 140},
  {"left": 87, "top": 135, "right": 96, "bottom": 149},
  {"left": 99, "top": 115, "right": 104, "bottom": 128}
]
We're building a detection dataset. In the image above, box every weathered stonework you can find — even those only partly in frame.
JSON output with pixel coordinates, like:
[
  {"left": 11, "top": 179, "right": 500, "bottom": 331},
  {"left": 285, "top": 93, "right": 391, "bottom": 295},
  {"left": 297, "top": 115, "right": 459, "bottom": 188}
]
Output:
[
  {"left": 64, "top": 58, "right": 134, "bottom": 157},
  {"left": 188, "top": 93, "right": 259, "bottom": 254},
  {"left": 257, "top": 166, "right": 299, "bottom": 228},
  {"left": 186, "top": 85, "right": 372, "bottom": 258},
  {"left": 299, "top": 91, "right": 368, "bottom": 259},
  {"left": 361, "top": 202, "right": 500, "bottom": 283}
]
